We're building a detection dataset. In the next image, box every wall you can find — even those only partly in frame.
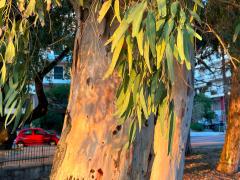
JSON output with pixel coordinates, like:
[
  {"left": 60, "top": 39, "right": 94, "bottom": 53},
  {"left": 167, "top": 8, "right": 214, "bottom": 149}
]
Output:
[{"left": 0, "top": 165, "right": 51, "bottom": 180}]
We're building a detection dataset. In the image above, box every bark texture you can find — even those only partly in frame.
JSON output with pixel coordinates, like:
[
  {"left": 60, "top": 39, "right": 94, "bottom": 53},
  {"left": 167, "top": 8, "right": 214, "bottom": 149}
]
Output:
[
  {"left": 217, "top": 67, "right": 240, "bottom": 174},
  {"left": 51, "top": 2, "right": 194, "bottom": 179},
  {"left": 150, "top": 62, "right": 194, "bottom": 180}
]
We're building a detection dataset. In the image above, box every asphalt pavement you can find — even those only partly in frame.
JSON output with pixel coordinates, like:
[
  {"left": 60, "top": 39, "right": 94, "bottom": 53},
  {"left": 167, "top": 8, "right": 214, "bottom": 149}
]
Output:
[{"left": 191, "top": 132, "right": 225, "bottom": 148}]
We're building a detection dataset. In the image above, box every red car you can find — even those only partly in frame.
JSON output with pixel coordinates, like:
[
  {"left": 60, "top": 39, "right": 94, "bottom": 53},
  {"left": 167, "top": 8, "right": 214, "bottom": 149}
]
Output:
[{"left": 15, "top": 128, "right": 59, "bottom": 147}]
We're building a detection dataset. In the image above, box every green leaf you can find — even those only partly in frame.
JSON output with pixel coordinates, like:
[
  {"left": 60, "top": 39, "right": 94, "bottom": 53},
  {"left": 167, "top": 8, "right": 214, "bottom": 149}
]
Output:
[
  {"left": 183, "top": 29, "right": 192, "bottom": 70},
  {"left": 146, "top": 11, "right": 156, "bottom": 57},
  {"left": 115, "top": 91, "right": 131, "bottom": 117},
  {"left": 186, "top": 24, "right": 202, "bottom": 41},
  {"left": 114, "top": 0, "right": 121, "bottom": 22},
  {"left": 189, "top": 10, "right": 201, "bottom": 23},
  {"left": 0, "top": 89, "right": 2, "bottom": 116},
  {"left": 171, "top": 1, "right": 179, "bottom": 17},
  {"left": 128, "top": 120, "right": 137, "bottom": 145},
  {"left": 156, "top": 39, "right": 166, "bottom": 69},
  {"left": 5, "top": 99, "right": 18, "bottom": 128},
  {"left": 166, "top": 40, "right": 174, "bottom": 83},
  {"left": 126, "top": 1, "right": 147, "bottom": 24},
  {"left": 192, "top": 0, "right": 204, "bottom": 8},
  {"left": 140, "top": 87, "right": 148, "bottom": 119},
  {"left": 126, "top": 35, "right": 133, "bottom": 74},
  {"left": 137, "top": 106, "right": 142, "bottom": 132},
  {"left": 157, "top": 0, "right": 167, "bottom": 17},
  {"left": 0, "top": 0, "right": 6, "bottom": 9},
  {"left": 163, "top": 18, "right": 174, "bottom": 42},
  {"left": 110, "top": 20, "right": 129, "bottom": 51},
  {"left": 97, "top": 0, "right": 112, "bottom": 23},
  {"left": 144, "top": 39, "right": 152, "bottom": 73},
  {"left": 132, "top": 2, "right": 147, "bottom": 37},
  {"left": 133, "top": 74, "right": 141, "bottom": 104},
  {"left": 136, "top": 28, "right": 144, "bottom": 56},
  {"left": 5, "top": 40, "right": 16, "bottom": 63},
  {"left": 168, "top": 100, "right": 175, "bottom": 155},
  {"left": 104, "top": 36, "right": 125, "bottom": 79},
  {"left": 233, "top": 23, "right": 240, "bottom": 42},
  {"left": 156, "top": 19, "right": 165, "bottom": 31}
]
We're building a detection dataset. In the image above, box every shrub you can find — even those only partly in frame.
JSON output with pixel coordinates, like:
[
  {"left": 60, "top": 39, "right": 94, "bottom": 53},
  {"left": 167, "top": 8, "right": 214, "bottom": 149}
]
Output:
[{"left": 190, "top": 122, "right": 204, "bottom": 131}]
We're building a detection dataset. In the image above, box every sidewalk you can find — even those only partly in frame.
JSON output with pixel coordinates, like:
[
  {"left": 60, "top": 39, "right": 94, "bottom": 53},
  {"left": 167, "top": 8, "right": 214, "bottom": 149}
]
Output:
[{"left": 190, "top": 131, "right": 225, "bottom": 137}]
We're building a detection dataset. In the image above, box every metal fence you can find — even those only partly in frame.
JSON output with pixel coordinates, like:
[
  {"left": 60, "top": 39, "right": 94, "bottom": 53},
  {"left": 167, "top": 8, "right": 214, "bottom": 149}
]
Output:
[{"left": 0, "top": 146, "right": 56, "bottom": 169}]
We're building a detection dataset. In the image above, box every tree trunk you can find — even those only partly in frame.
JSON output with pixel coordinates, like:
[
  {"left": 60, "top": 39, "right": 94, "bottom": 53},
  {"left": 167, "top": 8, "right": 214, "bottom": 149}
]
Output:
[
  {"left": 150, "top": 62, "right": 194, "bottom": 180},
  {"left": 185, "top": 129, "right": 192, "bottom": 156},
  {"left": 50, "top": 5, "right": 153, "bottom": 179},
  {"left": 217, "top": 67, "right": 240, "bottom": 174},
  {"left": 51, "top": 2, "right": 194, "bottom": 180}
]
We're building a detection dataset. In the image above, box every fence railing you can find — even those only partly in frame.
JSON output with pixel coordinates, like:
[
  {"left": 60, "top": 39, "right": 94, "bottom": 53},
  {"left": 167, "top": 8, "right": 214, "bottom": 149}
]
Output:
[{"left": 0, "top": 145, "right": 56, "bottom": 169}]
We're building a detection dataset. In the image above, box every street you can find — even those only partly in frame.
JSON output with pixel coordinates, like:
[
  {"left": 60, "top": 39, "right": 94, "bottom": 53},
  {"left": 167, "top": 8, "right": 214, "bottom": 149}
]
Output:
[{"left": 191, "top": 132, "right": 225, "bottom": 148}]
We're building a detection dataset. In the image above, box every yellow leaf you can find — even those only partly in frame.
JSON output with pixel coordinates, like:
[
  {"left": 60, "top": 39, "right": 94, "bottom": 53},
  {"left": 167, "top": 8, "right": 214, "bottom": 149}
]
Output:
[
  {"left": 126, "top": 35, "right": 133, "bottom": 74},
  {"left": 97, "top": 0, "right": 112, "bottom": 23},
  {"left": 114, "top": 0, "right": 121, "bottom": 22},
  {"left": 0, "top": 0, "right": 6, "bottom": 8},
  {"left": 5, "top": 40, "right": 15, "bottom": 63},
  {"left": 156, "top": 39, "right": 166, "bottom": 69},
  {"left": 24, "top": 0, "right": 36, "bottom": 17},
  {"left": 1, "top": 62, "right": 6, "bottom": 84},
  {"left": 46, "top": 0, "right": 51, "bottom": 11},
  {"left": 136, "top": 29, "right": 144, "bottom": 56},
  {"left": 103, "top": 36, "right": 124, "bottom": 79},
  {"left": 144, "top": 39, "right": 152, "bottom": 73},
  {"left": 177, "top": 28, "right": 186, "bottom": 62}
]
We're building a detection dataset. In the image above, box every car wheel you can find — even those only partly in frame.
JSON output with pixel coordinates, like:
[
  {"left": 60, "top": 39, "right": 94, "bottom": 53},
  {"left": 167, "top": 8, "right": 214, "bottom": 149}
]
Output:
[
  {"left": 50, "top": 141, "right": 56, "bottom": 146},
  {"left": 17, "top": 142, "right": 24, "bottom": 148}
]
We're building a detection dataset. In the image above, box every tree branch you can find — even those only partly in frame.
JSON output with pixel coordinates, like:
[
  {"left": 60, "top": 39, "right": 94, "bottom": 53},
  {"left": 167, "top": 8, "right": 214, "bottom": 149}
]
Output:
[{"left": 24, "top": 48, "right": 70, "bottom": 125}]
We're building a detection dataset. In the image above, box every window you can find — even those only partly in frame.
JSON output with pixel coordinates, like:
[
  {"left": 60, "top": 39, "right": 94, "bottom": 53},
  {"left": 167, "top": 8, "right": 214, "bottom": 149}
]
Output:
[
  {"left": 54, "top": 66, "right": 64, "bottom": 79},
  {"left": 35, "top": 130, "right": 45, "bottom": 135},
  {"left": 23, "top": 130, "right": 32, "bottom": 135}
]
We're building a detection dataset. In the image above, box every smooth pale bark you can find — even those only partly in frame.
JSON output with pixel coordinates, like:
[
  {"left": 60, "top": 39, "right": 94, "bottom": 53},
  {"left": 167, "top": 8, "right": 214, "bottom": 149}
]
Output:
[
  {"left": 50, "top": 5, "right": 155, "bottom": 179},
  {"left": 51, "top": 2, "right": 194, "bottom": 179},
  {"left": 150, "top": 62, "right": 194, "bottom": 180},
  {"left": 217, "top": 67, "right": 240, "bottom": 174}
]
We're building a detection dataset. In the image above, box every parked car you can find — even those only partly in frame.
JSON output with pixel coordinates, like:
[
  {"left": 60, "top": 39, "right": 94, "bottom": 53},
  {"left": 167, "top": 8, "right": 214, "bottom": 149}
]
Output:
[{"left": 15, "top": 128, "right": 59, "bottom": 147}]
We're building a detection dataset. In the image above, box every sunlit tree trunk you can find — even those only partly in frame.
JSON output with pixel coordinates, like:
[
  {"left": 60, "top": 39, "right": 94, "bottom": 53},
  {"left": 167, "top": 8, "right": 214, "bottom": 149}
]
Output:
[
  {"left": 217, "top": 67, "right": 240, "bottom": 174},
  {"left": 51, "top": 1, "right": 194, "bottom": 179},
  {"left": 50, "top": 4, "right": 154, "bottom": 179},
  {"left": 150, "top": 61, "right": 194, "bottom": 180}
]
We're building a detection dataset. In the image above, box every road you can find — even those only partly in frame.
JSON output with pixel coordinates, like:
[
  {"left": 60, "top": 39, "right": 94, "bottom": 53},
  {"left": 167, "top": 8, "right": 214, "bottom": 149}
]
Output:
[{"left": 191, "top": 133, "right": 225, "bottom": 148}]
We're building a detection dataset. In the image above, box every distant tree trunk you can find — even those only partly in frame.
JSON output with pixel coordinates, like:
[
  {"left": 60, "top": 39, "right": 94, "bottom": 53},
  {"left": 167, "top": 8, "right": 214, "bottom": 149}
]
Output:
[
  {"left": 185, "top": 129, "right": 192, "bottom": 155},
  {"left": 217, "top": 67, "right": 240, "bottom": 174}
]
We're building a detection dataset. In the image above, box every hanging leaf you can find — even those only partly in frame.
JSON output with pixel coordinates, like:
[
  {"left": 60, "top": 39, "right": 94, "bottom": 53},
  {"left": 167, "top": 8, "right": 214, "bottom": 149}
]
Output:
[
  {"left": 104, "top": 36, "right": 125, "bottom": 79},
  {"left": 132, "top": 2, "right": 147, "bottom": 37},
  {"left": 156, "top": 39, "right": 166, "bottom": 69},
  {"left": 168, "top": 100, "right": 175, "bottom": 155},
  {"left": 137, "top": 106, "right": 142, "bottom": 132},
  {"left": 140, "top": 87, "right": 148, "bottom": 119},
  {"left": 163, "top": 18, "right": 174, "bottom": 41},
  {"left": 136, "top": 28, "right": 144, "bottom": 56},
  {"left": 186, "top": 24, "right": 202, "bottom": 41},
  {"left": 114, "top": 0, "right": 121, "bottom": 22},
  {"left": 233, "top": 23, "right": 240, "bottom": 42},
  {"left": 146, "top": 11, "right": 156, "bottom": 57},
  {"left": 192, "top": 0, "right": 204, "bottom": 8},
  {"left": 157, "top": 97, "right": 168, "bottom": 135},
  {"left": 126, "top": 35, "right": 133, "bottom": 74},
  {"left": 189, "top": 10, "right": 201, "bottom": 23},
  {"left": 110, "top": 20, "right": 129, "bottom": 52},
  {"left": 0, "top": 0, "right": 6, "bottom": 9},
  {"left": 157, "top": 0, "right": 167, "bottom": 17},
  {"left": 177, "top": 28, "right": 186, "bottom": 62},
  {"left": 1, "top": 62, "right": 7, "bottom": 84},
  {"left": 132, "top": 74, "right": 141, "bottom": 104},
  {"left": 97, "top": 0, "right": 112, "bottom": 23},
  {"left": 166, "top": 40, "right": 174, "bottom": 83},
  {"left": 24, "top": 0, "right": 36, "bottom": 17},
  {"left": 183, "top": 29, "right": 192, "bottom": 70},
  {"left": 5, "top": 40, "right": 16, "bottom": 63},
  {"left": 144, "top": 39, "right": 152, "bottom": 73},
  {"left": 170, "top": 1, "right": 179, "bottom": 17}
]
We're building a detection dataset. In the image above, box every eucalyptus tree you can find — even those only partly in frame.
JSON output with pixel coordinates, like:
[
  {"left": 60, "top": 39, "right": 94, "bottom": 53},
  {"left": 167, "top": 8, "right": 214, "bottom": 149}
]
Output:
[
  {"left": 203, "top": 0, "right": 240, "bottom": 174},
  {"left": 0, "top": 0, "right": 202, "bottom": 179},
  {"left": 0, "top": 0, "right": 74, "bottom": 149}
]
